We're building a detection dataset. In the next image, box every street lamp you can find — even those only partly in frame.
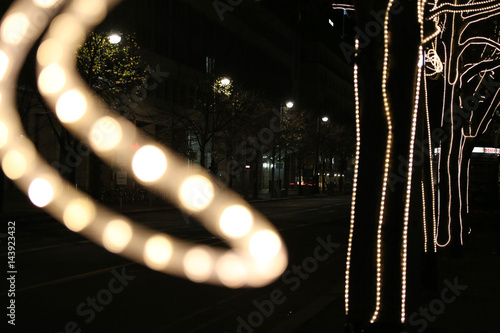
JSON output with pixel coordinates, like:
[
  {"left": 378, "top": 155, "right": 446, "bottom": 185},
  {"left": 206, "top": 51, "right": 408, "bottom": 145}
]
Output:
[
  {"left": 108, "top": 33, "right": 121, "bottom": 44},
  {"left": 220, "top": 77, "right": 231, "bottom": 86},
  {"left": 315, "top": 116, "right": 329, "bottom": 193},
  {"left": 275, "top": 101, "right": 294, "bottom": 195}
]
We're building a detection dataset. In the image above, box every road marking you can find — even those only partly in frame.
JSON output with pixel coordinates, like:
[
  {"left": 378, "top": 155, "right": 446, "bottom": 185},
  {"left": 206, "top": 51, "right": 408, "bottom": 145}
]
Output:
[{"left": 0, "top": 263, "right": 136, "bottom": 296}]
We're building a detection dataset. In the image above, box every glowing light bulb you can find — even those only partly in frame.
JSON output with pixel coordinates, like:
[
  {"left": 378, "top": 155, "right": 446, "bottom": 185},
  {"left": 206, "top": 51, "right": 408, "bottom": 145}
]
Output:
[
  {"left": 179, "top": 176, "right": 214, "bottom": 211},
  {"left": 183, "top": 247, "right": 212, "bottom": 283},
  {"left": 219, "top": 205, "right": 253, "bottom": 238},
  {"left": 102, "top": 220, "right": 132, "bottom": 253},
  {"left": 144, "top": 235, "right": 173, "bottom": 270},
  {"left": 63, "top": 199, "right": 95, "bottom": 232},
  {"left": 28, "top": 178, "right": 54, "bottom": 207},
  {"left": 132, "top": 146, "right": 167, "bottom": 182},
  {"left": 1, "top": 13, "right": 29, "bottom": 45},
  {"left": 38, "top": 63, "right": 66, "bottom": 94},
  {"left": 216, "top": 252, "right": 246, "bottom": 288},
  {"left": 89, "top": 116, "right": 123, "bottom": 151},
  {"left": 249, "top": 230, "right": 281, "bottom": 261},
  {"left": 2, "top": 150, "right": 27, "bottom": 180},
  {"left": 56, "top": 90, "right": 87, "bottom": 123}
]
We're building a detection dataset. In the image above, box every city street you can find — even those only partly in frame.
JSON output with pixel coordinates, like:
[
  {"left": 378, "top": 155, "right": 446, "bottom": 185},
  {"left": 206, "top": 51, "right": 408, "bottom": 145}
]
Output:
[{"left": 2, "top": 195, "right": 351, "bottom": 333}]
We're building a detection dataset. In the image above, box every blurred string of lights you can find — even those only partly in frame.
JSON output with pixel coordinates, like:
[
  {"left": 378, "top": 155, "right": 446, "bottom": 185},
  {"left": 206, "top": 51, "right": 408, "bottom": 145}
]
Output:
[{"left": 0, "top": 0, "right": 287, "bottom": 288}]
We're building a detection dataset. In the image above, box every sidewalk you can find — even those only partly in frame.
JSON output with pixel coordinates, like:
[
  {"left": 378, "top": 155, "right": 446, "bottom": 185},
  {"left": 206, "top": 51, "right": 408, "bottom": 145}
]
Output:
[{"left": 2, "top": 186, "right": 345, "bottom": 220}]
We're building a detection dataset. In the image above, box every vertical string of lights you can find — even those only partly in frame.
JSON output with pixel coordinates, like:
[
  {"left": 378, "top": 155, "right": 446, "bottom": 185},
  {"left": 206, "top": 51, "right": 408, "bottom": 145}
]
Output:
[
  {"left": 399, "top": 1, "right": 427, "bottom": 323},
  {"left": 423, "top": 62, "right": 438, "bottom": 253},
  {"left": 0, "top": 0, "right": 287, "bottom": 289},
  {"left": 345, "top": 38, "right": 360, "bottom": 317},
  {"left": 370, "top": 0, "right": 396, "bottom": 323}
]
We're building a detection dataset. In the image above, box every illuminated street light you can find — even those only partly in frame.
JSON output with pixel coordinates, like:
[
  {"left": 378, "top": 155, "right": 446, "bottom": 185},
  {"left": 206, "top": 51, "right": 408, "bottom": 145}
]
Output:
[
  {"left": 108, "top": 33, "right": 121, "bottom": 44},
  {"left": 322, "top": 116, "right": 329, "bottom": 122},
  {"left": 286, "top": 101, "right": 294, "bottom": 109},
  {"left": 220, "top": 77, "right": 231, "bottom": 86}
]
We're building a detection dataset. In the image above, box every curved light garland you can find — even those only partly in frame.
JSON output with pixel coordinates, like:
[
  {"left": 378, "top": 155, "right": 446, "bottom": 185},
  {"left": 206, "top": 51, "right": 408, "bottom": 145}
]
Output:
[{"left": 0, "top": 0, "right": 287, "bottom": 288}]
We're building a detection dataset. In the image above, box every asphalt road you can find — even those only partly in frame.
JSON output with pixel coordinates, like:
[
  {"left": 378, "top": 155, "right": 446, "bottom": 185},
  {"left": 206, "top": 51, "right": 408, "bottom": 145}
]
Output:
[{"left": 2, "top": 195, "right": 351, "bottom": 333}]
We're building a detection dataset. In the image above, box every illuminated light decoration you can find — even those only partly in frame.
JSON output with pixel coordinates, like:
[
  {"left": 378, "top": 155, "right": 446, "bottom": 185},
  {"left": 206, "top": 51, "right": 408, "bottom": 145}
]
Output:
[
  {"left": 216, "top": 252, "right": 247, "bottom": 288},
  {"left": 370, "top": 0, "right": 397, "bottom": 323},
  {"left": 179, "top": 175, "right": 214, "bottom": 212},
  {"left": 0, "top": 50, "right": 9, "bottom": 80},
  {"left": 37, "top": 38, "right": 64, "bottom": 68},
  {"left": 427, "top": 1, "right": 500, "bottom": 250},
  {"left": 63, "top": 199, "right": 96, "bottom": 232},
  {"left": 0, "top": 0, "right": 287, "bottom": 289},
  {"left": 219, "top": 205, "right": 253, "bottom": 238},
  {"left": 132, "top": 145, "right": 167, "bottom": 182},
  {"left": 89, "top": 116, "right": 123, "bottom": 151},
  {"left": 144, "top": 235, "right": 173, "bottom": 270},
  {"left": 1, "top": 149, "right": 28, "bottom": 180},
  {"left": 33, "top": 0, "right": 61, "bottom": 8},
  {"left": 38, "top": 63, "right": 66, "bottom": 94},
  {"left": 423, "top": 68, "right": 438, "bottom": 253},
  {"left": 0, "top": 121, "right": 8, "bottom": 148},
  {"left": 183, "top": 247, "right": 213, "bottom": 283},
  {"left": 400, "top": 43, "right": 425, "bottom": 323},
  {"left": 1, "top": 12, "right": 30, "bottom": 45},
  {"left": 56, "top": 89, "right": 87, "bottom": 123},
  {"left": 421, "top": 181, "right": 428, "bottom": 252},
  {"left": 345, "top": 39, "right": 360, "bottom": 316},
  {"left": 428, "top": 0, "right": 500, "bottom": 20},
  {"left": 425, "top": 48, "right": 444, "bottom": 76},
  {"left": 102, "top": 220, "right": 133, "bottom": 253},
  {"left": 28, "top": 178, "right": 54, "bottom": 207},
  {"left": 249, "top": 230, "right": 282, "bottom": 261}
]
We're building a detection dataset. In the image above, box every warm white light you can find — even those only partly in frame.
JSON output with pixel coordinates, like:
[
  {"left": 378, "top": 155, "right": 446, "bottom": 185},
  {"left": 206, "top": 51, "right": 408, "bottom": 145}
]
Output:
[
  {"left": 216, "top": 252, "right": 247, "bottom": 288},
  {"left": 71, "top": 0, "right": 107, "bottom": 21},
  {"left": 38, "top": 63, "right": 66, "bottom": 94},
  {"left": 28, "top": 178, "right": 54, "bottom": 207},
  {"left": 144, "top": 235, "right": 173, "bottom": 270},
  {"left": 33, "top": 0, "right": 60, "bottom": 8},
  {"left": 89, "top": 116, "right": 122, "bottom": 151},
  {"left": 220, "top": 78, "right": 231, "bottom": 86},
  {"left": 132, "top": 146, "right": 167, "bottom": 182},
  {"left": 56, "top": 90, "right": 87, "bottom": 123},
  {"left": 63, "top": 199, "right": 95, "bottom": 232},
  {"left": 322, "top": 116, "right": 329, "bottom": 122},
  {"left": 219, "top": 205, "right": 253, "bottom": 238},
  {"left": 0, "top": 121, "right": 7, "bottom": 148},
  {"left": 183, "top": 247, "right": 212, "bottom": 283},
  {"left": 286, "top": 101, "right": 294, "bottom": 108},
  {"left": 0, "top": 51, "right": 8, "bottom": 80},
  {"left": 108, "top": 34, "right": 121, "bottom": 44},
  {"left": 249, "top": 230, "right": 281, "bottom": 261},
  {"left": 37, "top": 38, "right": 63, "bottom": 67},
  {"left": 102, "top": 220, "right": 132, "bottom": 253},
  {"left": 1, "top": 13, "right": 29, "bottom": 45},
  {"left": 2, "top": 150, "right": 27, "bottom": 180},
  {"left": 180, "top": 176, "right": 214, "bottom": 211}
]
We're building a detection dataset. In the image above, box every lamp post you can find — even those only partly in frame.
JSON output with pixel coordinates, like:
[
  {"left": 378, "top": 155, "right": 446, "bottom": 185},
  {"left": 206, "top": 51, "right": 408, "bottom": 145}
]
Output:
[
  {"left": 315, "top": 116, "right": 329, "bottom": 193},
  {"left": 277, "top": 101, "right": 293, "bottom": 196}
]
